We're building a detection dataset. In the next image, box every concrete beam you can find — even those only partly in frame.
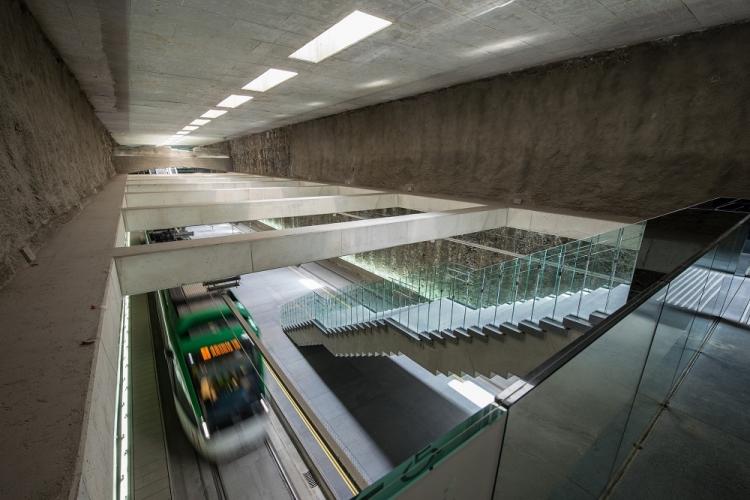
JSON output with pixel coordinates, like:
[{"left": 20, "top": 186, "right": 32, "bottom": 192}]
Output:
[
  {"left": 114, "top": 156, "right": 232, "bottom": 173},
  {"left": 396, "top": 194, "right": 483, "bottom": 212},
  {"left": 121, "top": 193, "right": 400, "bottom": 231},
  {"left": 506, "top": 208, "right": 627, "bottom": 240},
  {"left": 113, "top": 207, "right": 508, "bottom": 295},
  {"left": 123, "top": 186, "right": 383, "bottom": 207},
  {"left": 125, "top": 180, "right": 322, "bottom": 192},
  {"left": 125, "top": 174, "right": 283, "bottom": 184}
]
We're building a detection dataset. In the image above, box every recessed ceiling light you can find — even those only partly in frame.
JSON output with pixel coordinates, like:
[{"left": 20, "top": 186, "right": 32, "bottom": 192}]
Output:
[
  {"left": 289, "top": 10, "right": 391, "bottom": 63},
  {"left": 465, "top": 35, "right": 537, "bottom": 57},
  {"left": 242, "top": 69, "right": 298, "bottom": 92},
  {"left": 176, "top": 131, "right": 190, "bottom": 135},
  {"left": 358, "top": 78, "right": 393, "bottom": 89},
  {"left": 201, "top": 109, "right": 227, "bottom": 118},
  {"left": 183, "top": 125, "right": 198, "bottom": 131},
  {"left": 217, "top": 94, "right": 253, "bottom": 108},
  {"left": 191, "top": 119, "right": 210, "bottom": 125}
]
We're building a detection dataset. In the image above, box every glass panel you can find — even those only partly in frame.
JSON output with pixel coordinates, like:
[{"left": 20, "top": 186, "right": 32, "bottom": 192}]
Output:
[
  {"left": 673, "top": 247, "right": 717, "bottom": 377},
  {"left": 611, "top": 274, "right": 698, "bottom": 472},
  {"left": 531, "top": 247, "right": 563, "bottom": 322},
  {"left": 578, "top": 230, "right": 620, "bottom": 321},
  {"left": 494, "top": 289, "right": 666, "bottom": 498},
  {"left": 356, "top": 404, "right": 506, "bottom": 499},
  {"left": 551, "top": 240, "right": 581, "bottom": 321}
]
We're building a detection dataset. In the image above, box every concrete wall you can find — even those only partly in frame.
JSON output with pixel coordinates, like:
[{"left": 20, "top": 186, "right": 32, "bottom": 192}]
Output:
[
  {"left": 0, "top": 0, "right": 114, "bottom": 288},
  {"left": 75, "top": 262, "right": 122, "bottom": 500},
  {"left": 227, "top": 22, "right": 750, "bottom": 219}
]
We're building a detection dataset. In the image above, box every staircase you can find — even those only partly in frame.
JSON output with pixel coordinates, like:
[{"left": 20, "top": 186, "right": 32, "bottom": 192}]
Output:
[
  {"left": 282, "top": 224, "right": 645, "bottom": 379},
  {"left": 284, "top": 285, "right": 629, "bottom": 378}
]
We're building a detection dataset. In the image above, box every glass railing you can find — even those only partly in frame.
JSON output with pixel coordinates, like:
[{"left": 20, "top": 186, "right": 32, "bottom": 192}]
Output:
[
  {"left": 492, "top": 213, "right": 749, "bottom": 498},
  {"left": 280, "top": 222, "right": 646, "bottom": 335},
  {"left": 339, "top": 202, "right": 749, "bottom": 499},
  {"left": 354, "top": 403, "right": 507, "bottom": 499}
]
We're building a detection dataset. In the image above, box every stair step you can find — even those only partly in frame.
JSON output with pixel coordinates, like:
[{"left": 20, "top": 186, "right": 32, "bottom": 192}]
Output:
[
  {"left": 441, "top": 329, "right": 458, "bottom": 342},
  {"left": 384, "top": 318, "right": 421, "bottom": 342},
  {"left": 482, "top": 324, "right": 504, "bottom": 338},
  {"left": 499, "top": 322, "right": 523, "bottom": 336},
  {"left": 467, "top": 326, "right": 488, "bottom": 340},
  {"left": 589, "top": 310, "right": 609, "bottom": 325},
  {"left": 416, "top": 331, "right": 433, "bottom": 342},
  {"left": 518, "top": 320, "right": 544, "bottom": 335},
  {"left": 563, "top": 315, "right": 593, "bottom": 331},
  {"left": 454, "top": 327, "right": 472, "bottom": 340},
  {"left": 539, "top": 317, "right": 568, "bottom": 334},
  {"left": 428, "top": 331, "right": 446, "bottom": 343}
]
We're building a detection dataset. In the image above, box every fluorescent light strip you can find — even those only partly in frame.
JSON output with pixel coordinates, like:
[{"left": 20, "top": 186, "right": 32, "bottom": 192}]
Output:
[
  {"left": 183, "top": 125, "right": 198, "bottom": 131},
  {"left": 289, "top": 10, "right": 391, "bottom": 63},
  {"left": 217, "top": 94, "right": 253, "bottom": 108},
  {"left": 176, "top": 131, "right": 190, "bottom": 135},
  {"left": 201, "top": 109, "right": 227, "bottom": 118},
  {"left": 191, "top": 119, "right": 210, "bottom": 125},
  {"left": 242, "top": 69, "right": 297, "bottom": 92}
]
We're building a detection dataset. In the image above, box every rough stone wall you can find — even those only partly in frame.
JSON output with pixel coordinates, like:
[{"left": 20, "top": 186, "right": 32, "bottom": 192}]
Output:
[
  {"left": 228, "top": 22, "right": 750, "bottom": 218},
  {"left": 0, "top": 0, "right": 114, "bottom": 288},
  {"left": 228, "top": 128, "right": 289, "bottom": 177}
]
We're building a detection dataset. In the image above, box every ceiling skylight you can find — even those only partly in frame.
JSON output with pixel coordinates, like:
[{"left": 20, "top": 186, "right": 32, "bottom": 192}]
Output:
[
  {"left": 190, "top": 119, "right": 210, "bottom": 126},
  {"left": 289, "top": 10, "right": 392, "bottom": 63},
  {"left": 217, "top": 94, "right": 253, "bottom": 108},
  {"left": 242, "top": 69, "right": 298, "bottom": 92},
  {"left": 201, "top": 109, "right": 227, "bottom": 118},
  {"left": 182, "top": 125, "right": 198, "bottom": 131}
]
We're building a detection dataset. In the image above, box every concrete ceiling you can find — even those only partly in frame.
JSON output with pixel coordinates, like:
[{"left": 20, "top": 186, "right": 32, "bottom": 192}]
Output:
[{"left": 26, "top": 0, "right": 750, "bottom": 147}]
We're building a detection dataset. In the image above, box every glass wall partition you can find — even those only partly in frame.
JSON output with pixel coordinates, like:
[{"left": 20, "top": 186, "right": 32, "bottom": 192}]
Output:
[{"left": 492, "top": 217, "right": 749, "bottom": 499}]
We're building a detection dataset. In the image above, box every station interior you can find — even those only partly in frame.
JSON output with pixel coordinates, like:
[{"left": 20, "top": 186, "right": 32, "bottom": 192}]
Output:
[{"left": 1, "top": 1, "right": 750, "bottom": 499}]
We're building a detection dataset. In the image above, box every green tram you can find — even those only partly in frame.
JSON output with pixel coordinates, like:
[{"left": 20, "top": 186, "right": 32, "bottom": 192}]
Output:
[{"left": 148, "top": 228, "right": 268, "bottom": 462}]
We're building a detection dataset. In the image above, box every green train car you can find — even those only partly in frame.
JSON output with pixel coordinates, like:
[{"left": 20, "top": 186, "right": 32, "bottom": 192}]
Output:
[{"left": 149, "top": 229, "right": 268, "bottom": 462}]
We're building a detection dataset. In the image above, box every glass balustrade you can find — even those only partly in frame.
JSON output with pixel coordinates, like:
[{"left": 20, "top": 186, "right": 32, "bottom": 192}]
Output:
[
  {"left": 334, "top": 204, "right": 749, "bottom": 499},
  {"left": 492, "top": 214, "right": 749, "bottom": 499},
  {"left": 281, "top": 222, "right": 646, "bottom": 336}
]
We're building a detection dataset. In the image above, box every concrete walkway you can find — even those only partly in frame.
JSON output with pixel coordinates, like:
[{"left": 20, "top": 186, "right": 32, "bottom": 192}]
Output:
[{"left": 0, "top": 176, "right": 126, "bottom": 499}]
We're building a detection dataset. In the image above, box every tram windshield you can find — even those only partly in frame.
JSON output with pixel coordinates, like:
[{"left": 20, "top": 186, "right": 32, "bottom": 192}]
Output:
[{"left": 187, "top": 337, "right": 264, "bottom": 432}]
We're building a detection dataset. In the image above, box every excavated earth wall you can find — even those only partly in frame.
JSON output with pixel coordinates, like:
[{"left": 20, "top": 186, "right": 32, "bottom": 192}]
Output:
[
  {"left": 226, "top": 22, "right": 750, "bottom": 219},
  {"left": 0, "top": 0, "right": 114, "bottom": 288}
]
